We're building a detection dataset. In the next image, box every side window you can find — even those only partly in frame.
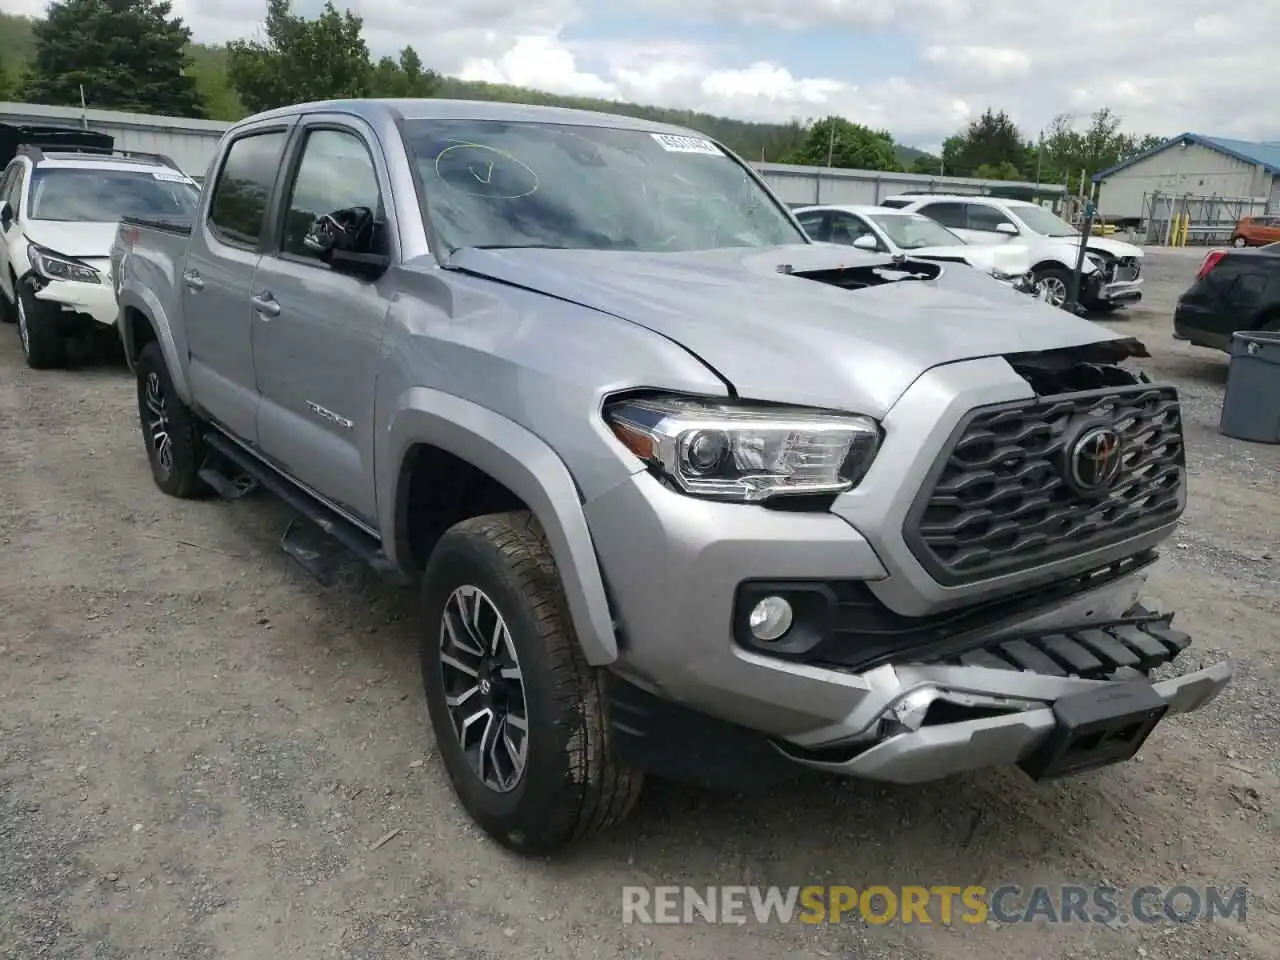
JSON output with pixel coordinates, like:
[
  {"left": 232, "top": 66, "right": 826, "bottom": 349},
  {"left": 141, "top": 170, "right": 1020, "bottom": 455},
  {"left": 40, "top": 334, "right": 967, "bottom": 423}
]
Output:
[
  {"left": 280, "top": 128, "right": 385, "bottom": 262},
  {"left": 829, "top": 213, "right": 878, "bottom": 247},
  {"left": 917, "top": 202, "right": 966, "bottom": 229},
  {"left": 207, "top": 130, "right": 288, "bottom": 247},
  {"left": 2, "top": 163, "right": 24, "bottom": 213},
  {"left": 796, "top": 212, "right": 827, "bottom": 241},
  {"left": 966, "top": 204, "right": 1016, "bottom": 232}
]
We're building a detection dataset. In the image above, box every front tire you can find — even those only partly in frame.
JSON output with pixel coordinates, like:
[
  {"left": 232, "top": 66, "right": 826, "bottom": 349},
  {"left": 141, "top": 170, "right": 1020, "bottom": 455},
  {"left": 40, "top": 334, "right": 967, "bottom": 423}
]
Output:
[
  {"left": 1031, "top": 266, "right": 1072, "bottom": 309},
  {"left": 135, "top": 342, "right": 211, "bottom": 498},
  {"left": 420, "top": 512, "right": 643, "bottom": 854},
  {"left": 1232, "top": 236, "right": 1248, "bottom": 248},
  {"left": 16, "top": 280, "right": 65, "bottom": 369},
  {"left": 0, "top": 275, "right": 15, "bottom": 324}
]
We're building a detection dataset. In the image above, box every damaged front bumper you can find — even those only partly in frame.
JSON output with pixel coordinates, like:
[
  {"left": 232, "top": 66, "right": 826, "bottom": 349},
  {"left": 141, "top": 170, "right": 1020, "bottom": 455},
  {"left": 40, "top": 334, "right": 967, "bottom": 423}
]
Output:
[
  {"left": 775, "top": 608, "right": 1230, "bottom": 783},
  {"left": 604, "top": 606, "right": 1232, "bottom": 790}
]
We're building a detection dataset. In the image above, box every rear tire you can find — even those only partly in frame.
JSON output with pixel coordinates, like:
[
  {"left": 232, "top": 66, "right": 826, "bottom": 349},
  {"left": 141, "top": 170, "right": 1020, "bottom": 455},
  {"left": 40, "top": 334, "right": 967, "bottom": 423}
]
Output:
[
  {"left": 420, "top": 512, "right": 643, "bottom": 855},
  {"left": 1232, "top": 236, "right": 1248, "bottom": 248},
  {"left": 135, "top": 342, "right": 212, "bottom": 498},
  {"left": 16, "top": 280, "right": 65, "bottom": 369}
]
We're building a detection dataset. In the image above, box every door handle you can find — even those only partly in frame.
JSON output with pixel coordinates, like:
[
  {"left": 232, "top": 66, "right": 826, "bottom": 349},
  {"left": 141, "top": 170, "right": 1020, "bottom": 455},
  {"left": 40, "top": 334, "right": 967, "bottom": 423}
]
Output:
[
  {"left": 251, "top": 292, "right": 281, "bottom": 318},
  {"left": 182, "top": 270, "right": 204, "bottom": 291}
]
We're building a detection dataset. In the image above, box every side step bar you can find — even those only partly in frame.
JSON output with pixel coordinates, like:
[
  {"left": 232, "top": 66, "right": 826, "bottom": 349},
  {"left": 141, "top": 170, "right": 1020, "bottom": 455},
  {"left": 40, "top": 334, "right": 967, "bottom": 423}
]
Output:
[{"left": 202, "top": 430, "right": 409, "bottom": 587}]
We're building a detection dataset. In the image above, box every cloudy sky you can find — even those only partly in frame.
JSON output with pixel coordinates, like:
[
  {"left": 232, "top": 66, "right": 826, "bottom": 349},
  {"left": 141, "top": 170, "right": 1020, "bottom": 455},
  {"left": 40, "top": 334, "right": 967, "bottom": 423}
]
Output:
[{"left": 13, "top": 0, "right": 1280, "bottom": 149}]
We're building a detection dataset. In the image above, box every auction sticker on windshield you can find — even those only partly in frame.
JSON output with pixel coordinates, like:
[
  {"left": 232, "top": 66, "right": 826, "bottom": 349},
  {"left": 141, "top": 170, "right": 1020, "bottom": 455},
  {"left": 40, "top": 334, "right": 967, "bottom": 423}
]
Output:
[
  {"left": 152, "top": 171, "right": 197, "bottom": 185},
  {"left": 650, "top": 133, "right": 722, "bottom": 155}
]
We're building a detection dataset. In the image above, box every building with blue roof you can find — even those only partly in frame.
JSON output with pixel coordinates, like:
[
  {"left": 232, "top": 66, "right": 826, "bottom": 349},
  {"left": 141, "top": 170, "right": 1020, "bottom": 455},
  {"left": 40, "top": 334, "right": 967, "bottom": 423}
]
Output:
[{"left": 1093, "top": 132, "right": 1280, "bottom": 228}]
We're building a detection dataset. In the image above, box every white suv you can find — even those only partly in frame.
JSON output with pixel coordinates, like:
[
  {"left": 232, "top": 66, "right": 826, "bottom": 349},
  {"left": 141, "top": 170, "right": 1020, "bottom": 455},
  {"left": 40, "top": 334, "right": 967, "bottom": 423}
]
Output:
[
  {"left": 0, "top": 146, "right": 199, "bottom": 368},
  {"left": 882, "top": 194, "right": 1144, "bottom": 313}
]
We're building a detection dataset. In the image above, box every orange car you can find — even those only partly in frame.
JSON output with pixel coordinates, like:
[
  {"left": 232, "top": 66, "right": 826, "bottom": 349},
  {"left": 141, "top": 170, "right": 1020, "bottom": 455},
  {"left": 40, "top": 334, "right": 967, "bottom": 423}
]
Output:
[{"left": 1229, "top": 215, "right": 1280, "bottom": 247}]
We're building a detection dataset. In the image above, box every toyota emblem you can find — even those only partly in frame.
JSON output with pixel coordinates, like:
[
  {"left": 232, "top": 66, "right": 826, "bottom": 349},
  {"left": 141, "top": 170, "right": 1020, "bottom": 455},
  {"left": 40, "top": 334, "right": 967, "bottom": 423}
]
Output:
[{"left": 1067, "top": 425, "right": 1124, "bottom": 494}]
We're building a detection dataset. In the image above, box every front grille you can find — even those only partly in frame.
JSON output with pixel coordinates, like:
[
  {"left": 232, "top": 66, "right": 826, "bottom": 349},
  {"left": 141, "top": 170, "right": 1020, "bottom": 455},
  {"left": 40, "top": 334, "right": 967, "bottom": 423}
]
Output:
[
  {"left": 905, "top": 386, "right": 1185, "bottom": 586},
  {"left": 1111, "top": 257, "right": 1141, "bottom": 283}
]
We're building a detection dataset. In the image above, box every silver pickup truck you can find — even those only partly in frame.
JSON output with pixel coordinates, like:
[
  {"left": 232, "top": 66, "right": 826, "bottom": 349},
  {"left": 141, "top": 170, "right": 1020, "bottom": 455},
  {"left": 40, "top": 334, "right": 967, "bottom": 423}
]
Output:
[{"left": 110, "top": 98, "right": 1231, "bottom": 855}]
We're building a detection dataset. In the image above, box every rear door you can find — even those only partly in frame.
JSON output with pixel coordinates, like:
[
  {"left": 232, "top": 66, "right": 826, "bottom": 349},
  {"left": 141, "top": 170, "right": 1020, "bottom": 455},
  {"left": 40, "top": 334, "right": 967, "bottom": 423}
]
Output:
[
  {"left": 913, "top": 201, "right": 975, "bottom": 242},
  {"left": 249, "top": 115, "right": 397, "bottom": 527},
  {"left": 0, "top": 161, "right": 25, "bottom": 303},
  {"left": 182, "top": 118, "right": 295, "bottom": 443}
]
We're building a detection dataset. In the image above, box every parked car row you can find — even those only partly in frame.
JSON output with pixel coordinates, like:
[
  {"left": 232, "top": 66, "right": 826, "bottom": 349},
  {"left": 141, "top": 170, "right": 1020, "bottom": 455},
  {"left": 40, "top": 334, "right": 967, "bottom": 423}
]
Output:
[
  {"left": 0, "top": 100, "right": 1230, "bottom": 856},
  {"left": 795, "top": 192, "right": 1147, "bottom": 314}
]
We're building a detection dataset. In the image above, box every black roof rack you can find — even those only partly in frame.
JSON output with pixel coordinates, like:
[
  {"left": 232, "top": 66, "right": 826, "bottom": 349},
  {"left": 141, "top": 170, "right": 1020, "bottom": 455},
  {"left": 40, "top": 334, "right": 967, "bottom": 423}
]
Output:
[
  {"left": 17, "top": 143, "right": 182, "bottom": 171},
  {"left": 1, "top": 120, "right": 115, "bottom": 167}
]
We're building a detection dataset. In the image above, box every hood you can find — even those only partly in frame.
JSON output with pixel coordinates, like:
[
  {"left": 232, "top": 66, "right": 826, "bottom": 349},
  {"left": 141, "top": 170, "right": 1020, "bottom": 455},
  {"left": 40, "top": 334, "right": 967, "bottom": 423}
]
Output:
[
  {"left": 914, "top": 243, "right": 1032, "bottom": 275},
  {"left": 1042, "top": 234, "right": 1143, "bottom": 260},
  {"left": 445, "top": 244, "right": 1127, "bottom": 418},
  {"left": 23, "top": 220, "right": 122, "bottom": 260},
  {"left": 1083, "top": 235, "right": 1144, "bottom": 258}
]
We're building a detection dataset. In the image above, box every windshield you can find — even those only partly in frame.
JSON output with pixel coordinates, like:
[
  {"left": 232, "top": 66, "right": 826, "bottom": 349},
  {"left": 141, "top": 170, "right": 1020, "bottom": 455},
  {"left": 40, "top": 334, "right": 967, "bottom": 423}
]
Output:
[
  {"left": 869, "top": 213, "right": 965, "bottom": 249},
  {"left": 1012, "top": 203, "right": 1079, "bottom": 238},
  {"left": 28, "top": 168, "right": 199, "bottom": 222},
  {"left": 400, "top": 119, "right": 807, "bottom": 253}
]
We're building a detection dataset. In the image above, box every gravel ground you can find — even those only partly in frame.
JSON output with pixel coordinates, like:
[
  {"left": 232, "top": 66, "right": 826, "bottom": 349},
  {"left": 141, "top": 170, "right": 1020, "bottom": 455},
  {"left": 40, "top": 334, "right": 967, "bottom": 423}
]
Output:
[{"left": 0, "top": 247, "right": 1276, "bottom": 960}]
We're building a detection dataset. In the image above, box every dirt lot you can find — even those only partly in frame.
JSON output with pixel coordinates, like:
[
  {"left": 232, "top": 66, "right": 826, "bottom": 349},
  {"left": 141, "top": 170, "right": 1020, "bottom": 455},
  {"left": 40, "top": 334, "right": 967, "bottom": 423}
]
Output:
[{"left": 1, "top": 248, "right": 1277, "bottom": 960}]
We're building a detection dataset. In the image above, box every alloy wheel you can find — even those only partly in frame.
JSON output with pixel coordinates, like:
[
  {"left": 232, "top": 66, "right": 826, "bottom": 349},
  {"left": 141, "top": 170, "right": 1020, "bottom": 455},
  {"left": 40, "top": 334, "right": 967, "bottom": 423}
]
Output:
[
  {"left": 143, "top": 372, "right": 173, "bottom": 478},
  {"left": 439, "top": 584, "right": 529, "bottom": 793},
  {"left": 1036, "top": 275, "right": 1068, "bottom": 307}
]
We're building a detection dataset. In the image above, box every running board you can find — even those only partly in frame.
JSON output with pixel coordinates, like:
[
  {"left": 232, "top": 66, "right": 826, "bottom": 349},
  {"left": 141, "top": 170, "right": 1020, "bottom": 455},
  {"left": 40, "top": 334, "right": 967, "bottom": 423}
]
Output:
[{"left": 201, "top": 430, "right": 409, "bottom": 587}]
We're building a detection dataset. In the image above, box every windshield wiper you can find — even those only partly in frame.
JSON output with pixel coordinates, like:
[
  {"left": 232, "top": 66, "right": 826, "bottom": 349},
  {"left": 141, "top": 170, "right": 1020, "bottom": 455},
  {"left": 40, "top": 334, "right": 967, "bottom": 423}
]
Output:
[{"left": 458, "top": 243, "right": 571, "bottom": 250}]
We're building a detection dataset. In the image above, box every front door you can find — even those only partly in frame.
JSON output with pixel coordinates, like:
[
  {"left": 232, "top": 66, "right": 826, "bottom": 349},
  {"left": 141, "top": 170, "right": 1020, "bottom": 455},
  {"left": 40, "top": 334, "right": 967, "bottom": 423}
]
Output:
[
  {"left": 250, "top": 120, "right": 395, "bottom": 526},
  {"left": 0, "top": 162, "right": 25, "bottom": 304},
  {"left": 183, "top": 123, "right": 294, "bottom": 443}
]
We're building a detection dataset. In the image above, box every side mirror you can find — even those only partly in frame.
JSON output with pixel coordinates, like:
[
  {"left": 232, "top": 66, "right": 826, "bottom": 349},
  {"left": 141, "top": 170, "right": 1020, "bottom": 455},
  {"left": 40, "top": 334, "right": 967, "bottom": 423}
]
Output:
[
  {"left": 995, "top": 222, "right": 1019, "bottom": 236},
  {"left": 304, "top": 205, "right": 389, "bottom": 280},
  {"left": 0, "top": 201, "right": 11, "bottom": 229},
  {"left": 852, "top": 234, "right": 878, "bottom": 251}
]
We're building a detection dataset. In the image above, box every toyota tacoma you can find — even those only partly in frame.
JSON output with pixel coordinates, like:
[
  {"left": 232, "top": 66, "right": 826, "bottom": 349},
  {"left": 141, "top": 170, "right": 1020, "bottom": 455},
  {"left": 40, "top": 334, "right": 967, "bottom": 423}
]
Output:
[{"left": 110, "top": 98, "right": 1231, "bottom": 854}]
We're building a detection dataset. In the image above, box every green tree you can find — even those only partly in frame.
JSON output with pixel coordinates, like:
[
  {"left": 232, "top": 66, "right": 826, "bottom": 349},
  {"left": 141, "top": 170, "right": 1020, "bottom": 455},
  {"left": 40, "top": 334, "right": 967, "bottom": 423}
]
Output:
[
  {"left": 910, "top": 153, "right": 942, "bottom": 175},
  {"left": 21, "top": 0, "right": 205, "bottom": 117},
  {"left": 1037, "top": 108, "right": 1164, "bottom": 193},
  {"left": 227, "top": 0, "right": 371, "bottom": 113},
  {"left": 369, "top": 45, "right": 439, "bottom": 98},
  {"left": 948, "top": 108, "right": 1026, "bottom": 178},
  {"left": 0, "top": 49, "right": 11, "bottom": 102},
  {"left": 786, "top": 116, "right": 901, "bottom": 171},
  {"left": 972, "top": 160, "right": 1022, "bottom": 181}
]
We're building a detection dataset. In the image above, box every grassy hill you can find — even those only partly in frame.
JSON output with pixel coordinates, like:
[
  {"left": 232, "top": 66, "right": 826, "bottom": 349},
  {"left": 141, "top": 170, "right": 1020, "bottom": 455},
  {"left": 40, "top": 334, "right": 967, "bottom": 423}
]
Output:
[{"left": 0, "top": 12, "right": 929, "bottom": 166}]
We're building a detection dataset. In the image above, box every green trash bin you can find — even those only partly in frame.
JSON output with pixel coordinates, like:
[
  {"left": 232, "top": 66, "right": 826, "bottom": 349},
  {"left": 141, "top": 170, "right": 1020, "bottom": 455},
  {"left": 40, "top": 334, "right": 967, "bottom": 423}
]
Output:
[{"left": 1218, "top": 330, "right": 1280, "bottom": 444}]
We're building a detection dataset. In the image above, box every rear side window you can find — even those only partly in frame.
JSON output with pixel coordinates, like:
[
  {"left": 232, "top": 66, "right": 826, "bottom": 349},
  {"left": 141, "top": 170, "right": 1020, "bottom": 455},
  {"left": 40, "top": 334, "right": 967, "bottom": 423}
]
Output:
[
  {"left": 208, "top": 131, "right": 287, "bottom": 246},
  {"left": 916, "top": 202, "right": 966, "bottom": 229}
]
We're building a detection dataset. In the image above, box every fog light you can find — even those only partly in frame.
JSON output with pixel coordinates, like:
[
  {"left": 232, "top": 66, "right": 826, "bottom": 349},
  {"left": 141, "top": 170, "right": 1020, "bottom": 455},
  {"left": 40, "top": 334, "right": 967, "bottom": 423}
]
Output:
[{"left": 748, "top": 596, "right": 793, "bottom": 642}]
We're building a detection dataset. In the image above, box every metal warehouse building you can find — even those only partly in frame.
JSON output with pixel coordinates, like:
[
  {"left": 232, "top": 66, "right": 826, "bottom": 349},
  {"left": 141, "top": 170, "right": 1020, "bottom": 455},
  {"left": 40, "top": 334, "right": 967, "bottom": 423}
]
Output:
[
  {"left": 1094, "top": 133, "right": 1280, "bottom": 241},
  {"left": 0, "top": 100, "right": 228, "bottom": 176}
]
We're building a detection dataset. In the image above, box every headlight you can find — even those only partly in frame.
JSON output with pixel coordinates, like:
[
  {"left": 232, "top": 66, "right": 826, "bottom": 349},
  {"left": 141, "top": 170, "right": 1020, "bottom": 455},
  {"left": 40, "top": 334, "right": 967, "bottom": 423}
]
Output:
[
  {"left": 28, "top": 243, "right": 101, "bottom": 284},
  {"left": 604, "top": 395, "right": 881, "bottom": 503},
  {"left": 1085, "top": 252, "right": 1106, "bottom": 274}
]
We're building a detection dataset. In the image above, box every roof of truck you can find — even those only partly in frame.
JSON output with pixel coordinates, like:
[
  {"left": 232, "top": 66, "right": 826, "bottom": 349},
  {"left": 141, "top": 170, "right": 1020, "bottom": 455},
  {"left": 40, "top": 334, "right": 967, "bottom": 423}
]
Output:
[{"left": 239, "top": 98, "right": 707, "bottom": 139}]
